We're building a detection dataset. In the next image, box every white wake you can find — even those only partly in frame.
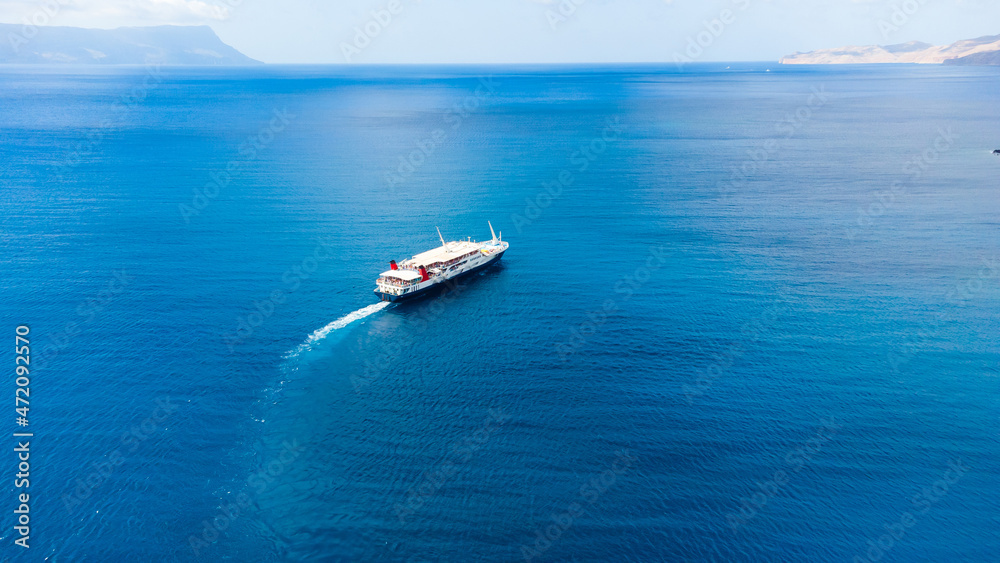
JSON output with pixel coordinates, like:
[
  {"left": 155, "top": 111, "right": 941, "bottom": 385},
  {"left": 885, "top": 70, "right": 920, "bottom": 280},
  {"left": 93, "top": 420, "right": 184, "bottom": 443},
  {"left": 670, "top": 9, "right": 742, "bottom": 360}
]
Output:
[{"left": 285, "top": 301, "right": 390, "bottom": 360}]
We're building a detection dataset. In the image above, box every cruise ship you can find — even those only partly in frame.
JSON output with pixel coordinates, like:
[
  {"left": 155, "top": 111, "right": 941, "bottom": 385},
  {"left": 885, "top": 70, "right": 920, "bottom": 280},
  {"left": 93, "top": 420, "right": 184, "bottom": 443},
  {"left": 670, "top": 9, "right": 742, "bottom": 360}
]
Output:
[{"left": 374, "top": 223, "right": 509, "bottom": 302}]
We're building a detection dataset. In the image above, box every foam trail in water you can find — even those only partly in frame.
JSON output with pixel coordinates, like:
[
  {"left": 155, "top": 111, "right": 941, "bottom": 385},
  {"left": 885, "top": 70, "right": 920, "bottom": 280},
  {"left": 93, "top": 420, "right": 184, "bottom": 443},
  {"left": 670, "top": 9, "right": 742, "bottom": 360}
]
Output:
[{"left": 285, "top": 301, "right": 390, "bottom": 360}]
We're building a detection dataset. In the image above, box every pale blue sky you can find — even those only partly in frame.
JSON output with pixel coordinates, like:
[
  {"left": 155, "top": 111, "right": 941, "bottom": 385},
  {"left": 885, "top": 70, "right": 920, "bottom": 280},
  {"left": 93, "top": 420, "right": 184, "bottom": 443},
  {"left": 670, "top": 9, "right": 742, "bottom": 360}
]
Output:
[{"left": 1, "top": 0, "right": 997, "bottom": 63}]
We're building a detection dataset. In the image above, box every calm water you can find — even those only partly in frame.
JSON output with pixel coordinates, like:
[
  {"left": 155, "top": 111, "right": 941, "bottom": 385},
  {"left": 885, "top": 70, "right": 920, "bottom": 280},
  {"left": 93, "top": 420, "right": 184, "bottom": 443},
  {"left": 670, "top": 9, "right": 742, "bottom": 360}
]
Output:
[{"left": 1, "top": 63, "right": 998, "bottom": 562}]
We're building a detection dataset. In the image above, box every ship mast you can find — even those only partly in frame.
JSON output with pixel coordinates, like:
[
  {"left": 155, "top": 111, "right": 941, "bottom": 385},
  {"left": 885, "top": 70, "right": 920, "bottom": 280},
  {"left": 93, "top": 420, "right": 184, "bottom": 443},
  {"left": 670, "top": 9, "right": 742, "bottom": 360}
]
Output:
[{"left": 436, "top": 227, "right": 449, "bottom": 251}]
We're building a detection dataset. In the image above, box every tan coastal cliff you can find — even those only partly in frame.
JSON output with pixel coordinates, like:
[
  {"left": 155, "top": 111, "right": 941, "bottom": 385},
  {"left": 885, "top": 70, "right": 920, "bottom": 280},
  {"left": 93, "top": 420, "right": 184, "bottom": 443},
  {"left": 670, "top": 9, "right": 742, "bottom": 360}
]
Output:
[{"left": 781, "top": 35, "right": 1000, "bottom": 65}]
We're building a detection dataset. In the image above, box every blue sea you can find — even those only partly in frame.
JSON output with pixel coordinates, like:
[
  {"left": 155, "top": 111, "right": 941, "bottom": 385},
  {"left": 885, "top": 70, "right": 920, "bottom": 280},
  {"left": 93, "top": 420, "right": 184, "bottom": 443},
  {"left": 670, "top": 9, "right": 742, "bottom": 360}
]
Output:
[{"left": 1, "top": 63, "right": 998, "bottom": 562}]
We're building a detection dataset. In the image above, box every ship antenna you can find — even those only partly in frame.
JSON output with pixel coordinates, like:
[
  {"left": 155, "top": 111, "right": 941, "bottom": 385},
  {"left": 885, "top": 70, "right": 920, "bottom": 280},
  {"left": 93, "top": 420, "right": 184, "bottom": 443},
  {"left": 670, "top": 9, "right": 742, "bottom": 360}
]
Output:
[
  {"left": 436, "top": 226, "right": 448, "bottom": 250},
  {"left": 488, "top": 221, "right": 497, "bottom": 243}
]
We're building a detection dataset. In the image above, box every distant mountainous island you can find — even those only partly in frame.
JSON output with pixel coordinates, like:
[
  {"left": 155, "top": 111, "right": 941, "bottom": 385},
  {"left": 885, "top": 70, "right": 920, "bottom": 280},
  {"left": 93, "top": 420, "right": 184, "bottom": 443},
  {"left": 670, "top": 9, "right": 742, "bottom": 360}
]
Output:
[
  {"left": 781, "top": 34, "right": 1000, "bottom": 65},
  {"left": 0, "top": 24, "right": 260, "bottom": 65}
]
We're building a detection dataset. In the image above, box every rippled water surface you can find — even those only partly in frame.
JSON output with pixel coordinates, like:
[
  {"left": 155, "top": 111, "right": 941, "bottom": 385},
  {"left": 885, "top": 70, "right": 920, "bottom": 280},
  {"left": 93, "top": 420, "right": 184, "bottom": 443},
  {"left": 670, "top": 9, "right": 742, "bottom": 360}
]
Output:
[{"left": 1, "top": 63, "right": 998, "bottom": 561}]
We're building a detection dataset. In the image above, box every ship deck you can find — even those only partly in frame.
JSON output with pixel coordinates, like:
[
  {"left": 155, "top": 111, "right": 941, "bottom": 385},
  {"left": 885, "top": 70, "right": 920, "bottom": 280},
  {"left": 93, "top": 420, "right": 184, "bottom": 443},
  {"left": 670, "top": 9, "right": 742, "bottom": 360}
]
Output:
[{"left": 402, "top": 241, "right": 483, "bottom": 267}]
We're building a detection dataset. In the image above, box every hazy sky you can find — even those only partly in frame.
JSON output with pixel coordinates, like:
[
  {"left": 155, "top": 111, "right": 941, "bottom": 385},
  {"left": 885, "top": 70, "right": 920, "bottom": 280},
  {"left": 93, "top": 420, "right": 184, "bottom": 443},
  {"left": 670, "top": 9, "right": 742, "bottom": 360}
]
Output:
[{"left": 1, "top": 0, "right": 998, "bottom": 64}]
